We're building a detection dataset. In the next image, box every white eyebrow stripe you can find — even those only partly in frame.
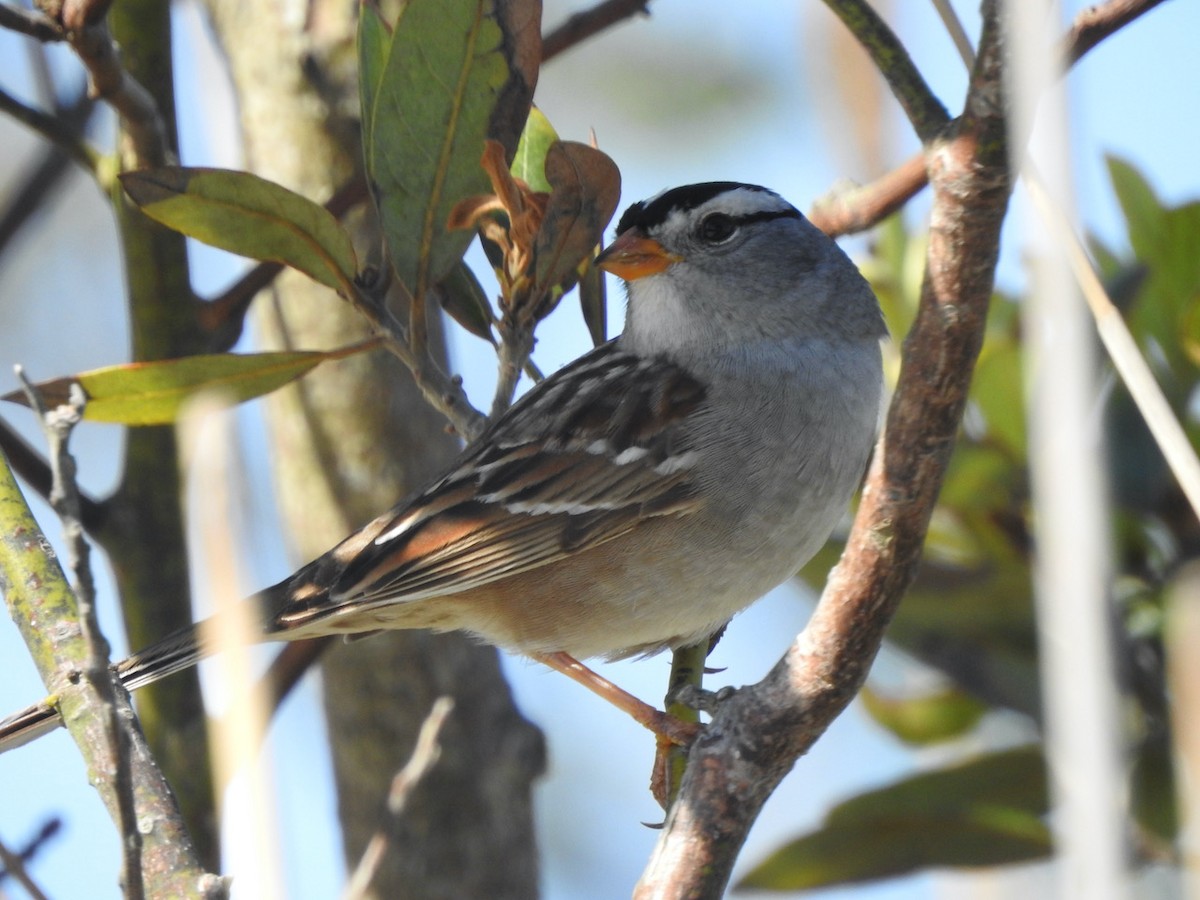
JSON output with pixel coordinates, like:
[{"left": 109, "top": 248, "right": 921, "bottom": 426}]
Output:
[{"left": 662, "top": 188, "right": 792, "bottom": 232}]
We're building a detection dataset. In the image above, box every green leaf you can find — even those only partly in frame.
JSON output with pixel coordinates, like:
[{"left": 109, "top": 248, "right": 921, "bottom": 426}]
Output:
[
  {"left": 366, "top": 0, "right": 539, "bottom": 305},
  {"left": 4, "top": 345, "right": 376, "bottom": 425},
  {"left": 121, "top": 168, "right": 358, "bottom": 294},
  {"left": 860, "top": 685, "right": 987, "bottom": 745},
  {"left": 737, "top": 747, "right": 1051, "bottom": 892},
  {"left": 1108, "top": 155, "right": 1166, "bottom": 260},
  {"left": 357, "top": 1, "right": 393, "bottom": 153},
  {"left": 439, "top": 261, "right": 495, "bottom": 343},
  {"left": 511, "top": 106, "right": 558, "bottom": 193}
]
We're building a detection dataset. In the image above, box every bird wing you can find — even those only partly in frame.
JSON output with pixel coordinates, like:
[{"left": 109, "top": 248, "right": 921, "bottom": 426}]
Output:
[{"left": 272, "top": 341, "right": 707, "bottom": 632}]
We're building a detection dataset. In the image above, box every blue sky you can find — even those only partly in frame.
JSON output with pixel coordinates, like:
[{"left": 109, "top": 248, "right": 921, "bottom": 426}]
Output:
[{"left": 1, "top": 2, "right": 1198, "bottom": 898}]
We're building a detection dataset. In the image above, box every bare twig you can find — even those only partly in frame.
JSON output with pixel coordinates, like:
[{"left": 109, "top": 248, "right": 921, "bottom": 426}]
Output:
[
  {"left": 806, "top": 0, "right": 1163, "bottom": 239},
  {"left": 0, "top": 401, "right": 221, "bottom": 896},
  {"left": 342, "top": 697, "right": 455, "bottom": 900},
  {"left": 0, "top": 416, "right": 106, "bottom": 531},
  {"left": 1023, "top": 169, "right": 1200, "bottom": 519},
  {"left": 541, "top": 0, "right": 650, "bottom": 62},
  {"left": 820, "top": 0, "right": 950, "bottom": 143},
  {"left": 490, "top": 328, "right": 534, "bottom": 417},
  {"left": 353, "top": 277, "right": 488, "bottom": 440},
  {"left": 0, "top": 87, "right": 97, "bottom": 264},
  {"left": 0, "top": 828, "right": 53, "bottom": 900},
  {"left": 0, "top": 86, "right": 99, "bottom": 173},
  {"left": 930, "top": 0, "right": 975, "bottom": 66},
  {"left": 1066, "top": 0, "right": 1167, "bottom": 65},
  {"left": 808, "top": 152, "right": 927, "bottom": 238},
  {"left": 0, "top": 2, "right": 62, "bottom": 40}
]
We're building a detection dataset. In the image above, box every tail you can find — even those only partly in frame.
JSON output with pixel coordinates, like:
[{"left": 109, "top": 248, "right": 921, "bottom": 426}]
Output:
[
  {"left": 0, "top": 579, "right": 297, "bottom": 754},
  {"left": 0, "top": 624, "right": 209, "bottom": 754}
]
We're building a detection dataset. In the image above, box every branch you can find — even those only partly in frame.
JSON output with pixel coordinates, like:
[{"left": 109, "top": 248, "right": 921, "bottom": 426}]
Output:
[
  {"left": 0, "top": 430, "right": 225, "bottom": 897},
  {"left": 14, "top": 370, "right": 146, "bottom": 899},
  {"left": 806, "top": 0, "right": 1165, "bottom": 239},
  {"left": 0, "top": 3, "right": 62, "bottom": 40},
  {"left": 819, "top": 0, "right": 950, "bottom": 143},
  {"left": 0, "top": 416, "right": 106, "bottom": 532},
  {"left": 0, "top": 86, "right": 99, "bottom": 173},
  {"left": 1066, "top": 0, "right": 1167, "bottom": 65},
  {"left": 65, "top": 18, "right": 172, "bottom": 167},
  {"left": 808, "top": 151, "right": 927, "bottom": 238},
  {"left": 636, "top": 2, "right": 1012, "bottom": 894},
  {"left": 0, "top": 88, "right": 97, "bottom": 264},
  {"left": 541, "top": 0, "right": 650, "bottom": 62},
  {"left": 353, "top": 275, "right": 488, "bottom": 440},
  {"left": 343, "top": 697, "right": 455, "bottom": 899}
]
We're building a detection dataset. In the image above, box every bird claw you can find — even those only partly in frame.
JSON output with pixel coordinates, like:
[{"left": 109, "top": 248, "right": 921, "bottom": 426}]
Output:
[{"left": 666, "top": 683, "right": 738, "bottom": 716}]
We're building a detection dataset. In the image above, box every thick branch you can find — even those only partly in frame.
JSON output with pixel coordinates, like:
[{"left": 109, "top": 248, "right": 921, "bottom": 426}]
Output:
[
  {"left": 0, "top": 450, "right": 225, "bottom": 898},
  {"left": 636, "top": 3, "right": 1011, "bottom": 895}
]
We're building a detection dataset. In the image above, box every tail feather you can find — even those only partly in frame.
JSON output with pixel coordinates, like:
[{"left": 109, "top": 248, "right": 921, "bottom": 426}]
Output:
[{"left": 0, "top": 584, "right": 287, "bottom": 754}]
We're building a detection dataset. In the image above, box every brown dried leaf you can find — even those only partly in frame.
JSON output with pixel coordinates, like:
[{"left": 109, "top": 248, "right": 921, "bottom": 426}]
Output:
[{"left": 531, "top": 142, "right": 621, "bottom": 318}]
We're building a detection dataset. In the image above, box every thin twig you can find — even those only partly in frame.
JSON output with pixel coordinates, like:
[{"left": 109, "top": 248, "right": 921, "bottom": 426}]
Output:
[
  {"left": 930, "top": 0, "right": 974, "bottom": 66},
  {"left": 0, "top": 86, "right": 100, "bottom": 173},
  {"left": 1066, "top": 0, "right": 1167, "bottom": 65},
  {"left": 0, "top": 2, "right": 63, "bottom": 40},
  {"left": 352, "top": 277, "right": 487, "bottom": 440},
  {"left": 806, "top": 0, "right": 1163, "bottom": 239},
  {"left": 0, "top": 416, "right": 107, "bottom": 531},
  {"left": 342, "top": 697, "right": 455, "bottom": 900},
  {"left": 490, "top": 327, "right": 534, "bottom": 417},
  {"left": 820, "top": 0, "right": 950, "bottom": 143},
  {"left": 0, "top": 830, "right": 53, "bottom": 900},
  {"left": 0, "top": 87, "right": 97, "bottom": 264},
  {"left": 541, "top": 0, "right": 650, "bottom": 62},
  {"left": 15, "top": 369, "right": 144, "bottom": 900}
]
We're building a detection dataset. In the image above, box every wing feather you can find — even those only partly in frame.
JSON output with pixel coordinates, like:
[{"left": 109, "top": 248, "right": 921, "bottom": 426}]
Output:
[{"left": 272, "top": 341, "right": 706, "bottom": 632}]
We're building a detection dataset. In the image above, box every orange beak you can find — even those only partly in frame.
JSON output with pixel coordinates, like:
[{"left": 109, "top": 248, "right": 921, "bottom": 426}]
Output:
[{"left": 595, "top": 231, "right": 683, "bottom": 281}]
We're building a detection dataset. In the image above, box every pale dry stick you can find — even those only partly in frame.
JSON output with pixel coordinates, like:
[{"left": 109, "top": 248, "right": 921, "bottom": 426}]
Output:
[
  {"left": 342, "top": 697, "right": 455, "bottom": 900},
  {"left": 180, "top": 397, "right": 285, "bottom": 900},
  {"left": 929, "top": 0, "right": 975, "bottom": 66},
  {"left": 1165, "top": 564, "right": 1200, "bottom": 898},
  {"left": 1023, "top": 170, "right": 1200, "bottom": 522},
  {"left": 1009, "top": 5, "right": 1128, "bottom": 898}
]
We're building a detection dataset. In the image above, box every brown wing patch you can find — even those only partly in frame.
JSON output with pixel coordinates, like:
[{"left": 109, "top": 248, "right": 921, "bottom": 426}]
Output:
[{"left": 271, "top": 341, "right": 708, "bottom": 633}]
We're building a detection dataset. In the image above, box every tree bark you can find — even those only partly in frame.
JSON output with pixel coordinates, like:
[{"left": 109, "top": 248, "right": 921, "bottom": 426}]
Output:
[{"left": 199, "top": 2, "right": 544, "bottom": 896}]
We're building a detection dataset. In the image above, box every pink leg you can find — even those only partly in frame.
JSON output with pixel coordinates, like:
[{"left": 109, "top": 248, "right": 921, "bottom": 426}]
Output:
[{"left": 533, "top": 651, "right": 700, "bottom": 746}]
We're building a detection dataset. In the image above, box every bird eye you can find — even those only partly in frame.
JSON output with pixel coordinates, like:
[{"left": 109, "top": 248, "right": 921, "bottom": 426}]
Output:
[{"left": 697, "top": 213, "right": 737, "bottom": 244}]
